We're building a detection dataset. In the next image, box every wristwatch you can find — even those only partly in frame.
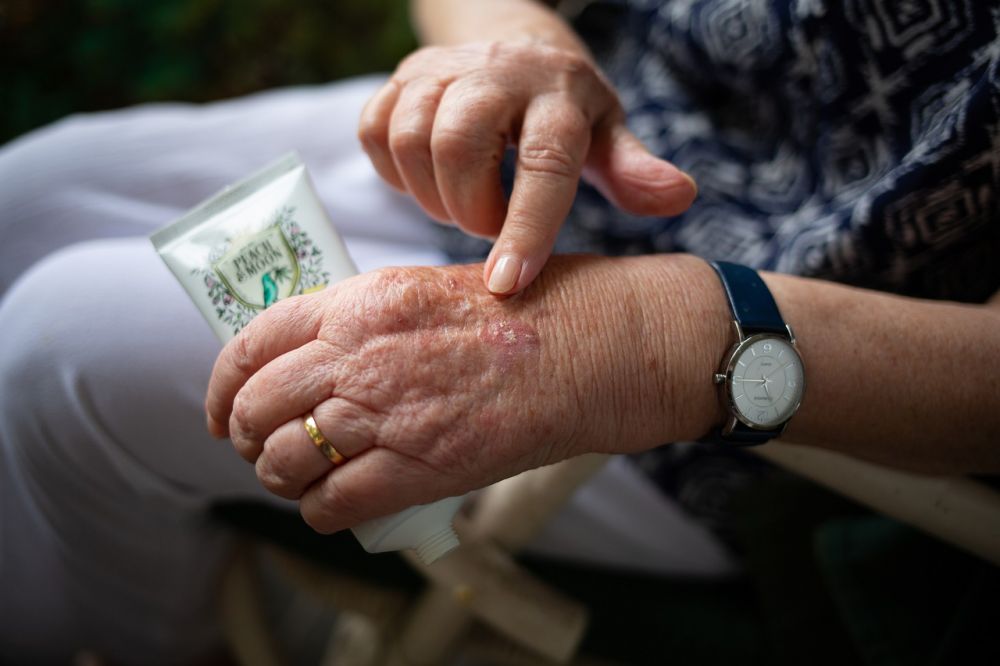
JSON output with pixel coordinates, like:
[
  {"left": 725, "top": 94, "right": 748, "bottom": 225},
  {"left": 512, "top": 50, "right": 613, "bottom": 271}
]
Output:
[{"left": 709, "top": 261, "right": 805, "bottom": 445}]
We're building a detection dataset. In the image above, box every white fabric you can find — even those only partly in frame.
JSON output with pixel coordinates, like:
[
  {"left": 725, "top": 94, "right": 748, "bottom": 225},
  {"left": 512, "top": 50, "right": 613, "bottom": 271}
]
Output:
[{"left": 0, "top": 75, "right": 732, "bottom": 664}]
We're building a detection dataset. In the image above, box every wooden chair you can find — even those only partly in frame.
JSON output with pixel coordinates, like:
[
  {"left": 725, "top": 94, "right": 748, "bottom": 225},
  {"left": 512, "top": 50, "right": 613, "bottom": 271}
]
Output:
[{"left": 219, "top": 446, "right": 1000, "bottom": 665}]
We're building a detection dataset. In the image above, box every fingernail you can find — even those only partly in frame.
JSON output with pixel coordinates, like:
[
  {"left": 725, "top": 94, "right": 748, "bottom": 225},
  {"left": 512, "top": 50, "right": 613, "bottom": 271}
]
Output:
[
  {"left": 487, "top": 255, "right": 521, "bottom": 294},
  {"left": 679, "top": 169, "right": 698, "bottom": 192}
]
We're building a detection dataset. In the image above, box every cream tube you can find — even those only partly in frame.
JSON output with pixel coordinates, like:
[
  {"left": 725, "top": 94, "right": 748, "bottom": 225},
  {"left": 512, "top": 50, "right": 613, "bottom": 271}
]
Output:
[{"left": 152, "top": 153, "right": 462, "bottom": 564}]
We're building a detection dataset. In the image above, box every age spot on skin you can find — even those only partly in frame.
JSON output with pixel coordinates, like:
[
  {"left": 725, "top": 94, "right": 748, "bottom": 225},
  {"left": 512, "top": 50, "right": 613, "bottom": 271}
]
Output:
[{"left": 479, "top": 318, "right": 540, "bottom": 372}]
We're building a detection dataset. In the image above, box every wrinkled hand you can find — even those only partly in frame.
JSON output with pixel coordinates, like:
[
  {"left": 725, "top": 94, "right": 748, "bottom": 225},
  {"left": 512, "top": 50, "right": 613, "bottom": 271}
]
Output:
[
  {"left": 204, "top": 258, "right": 695, "bottom": 533},
  {"left": 358, "top": 42, "right": 697, "bottom": 295}
]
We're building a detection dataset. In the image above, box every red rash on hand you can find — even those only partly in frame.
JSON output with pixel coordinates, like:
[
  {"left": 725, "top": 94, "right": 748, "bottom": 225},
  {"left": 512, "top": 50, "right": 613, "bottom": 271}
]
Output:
[{"left": 478, "top": 318, "right": 541, "bottom": 373}]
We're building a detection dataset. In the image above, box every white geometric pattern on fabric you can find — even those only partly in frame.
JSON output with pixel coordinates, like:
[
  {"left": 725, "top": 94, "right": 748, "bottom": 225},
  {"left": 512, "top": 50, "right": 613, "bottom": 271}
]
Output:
[{"left": 442, "top": 0, "right": 1000, "bottom": 303}]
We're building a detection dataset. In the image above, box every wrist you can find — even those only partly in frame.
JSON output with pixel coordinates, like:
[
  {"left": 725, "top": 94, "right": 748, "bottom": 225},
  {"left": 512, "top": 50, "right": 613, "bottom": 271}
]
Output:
[
  {"left": 525, "top": 254, "right": 731, "bottom": 456},
  {"left": 630, "top": 254, "right": 732, "bottom": 445},
  {"left": 530, "top": 256, "right": 653, "bottom": 454}
]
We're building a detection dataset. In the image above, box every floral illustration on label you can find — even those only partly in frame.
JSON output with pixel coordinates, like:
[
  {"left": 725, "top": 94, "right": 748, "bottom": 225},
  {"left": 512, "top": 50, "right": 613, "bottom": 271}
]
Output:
[{"left": 193, "top": 206, "right": 331, "bottom": 335}]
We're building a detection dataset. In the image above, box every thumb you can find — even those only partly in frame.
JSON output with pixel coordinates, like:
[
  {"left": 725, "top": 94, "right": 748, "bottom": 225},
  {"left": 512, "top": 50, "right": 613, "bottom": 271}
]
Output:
[{"left": 584, "top": 122, "right": 697, "bottom": 217}]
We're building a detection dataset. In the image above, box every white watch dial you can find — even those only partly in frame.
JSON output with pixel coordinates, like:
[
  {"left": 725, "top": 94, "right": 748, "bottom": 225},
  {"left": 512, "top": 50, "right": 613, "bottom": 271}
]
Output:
[{"left": 728, "top": 335, "right": 804, "bottom": 428}]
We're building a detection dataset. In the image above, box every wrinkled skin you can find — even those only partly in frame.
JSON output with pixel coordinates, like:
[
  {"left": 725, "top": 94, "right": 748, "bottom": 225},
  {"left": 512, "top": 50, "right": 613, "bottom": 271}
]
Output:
[
  {"left": 205, "top": 255, "right": 718, "bottom": 533},
  {"left": 358, "top": 41, "right": 697, "bottom": 293}
]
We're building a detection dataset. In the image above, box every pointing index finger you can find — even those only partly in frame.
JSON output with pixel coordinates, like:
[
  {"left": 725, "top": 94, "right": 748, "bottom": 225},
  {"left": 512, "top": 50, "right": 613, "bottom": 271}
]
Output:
[{"left": 485, "top": 95, "right": 592, "bottom": 295}]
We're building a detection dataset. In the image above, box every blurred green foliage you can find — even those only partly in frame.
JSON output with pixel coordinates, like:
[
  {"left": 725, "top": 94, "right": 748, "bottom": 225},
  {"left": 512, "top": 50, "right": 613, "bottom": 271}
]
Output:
[{"left": 0, "top": 0, "right": 416, "bottom": 145}]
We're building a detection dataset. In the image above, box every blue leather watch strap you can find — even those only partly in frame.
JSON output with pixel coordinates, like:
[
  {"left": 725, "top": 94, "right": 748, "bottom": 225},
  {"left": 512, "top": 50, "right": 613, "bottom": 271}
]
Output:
[
  {"left": 699, "top": 421, "right": 780, "bottom": 446},
  {"left": 708, "top": 261, "right": 786, "bottom": 335},
  {"left": 725, "top": 421, "right": 782, "bottom": 446},
  {"left": 707, "top": 260, "right": 789, "bottom": 445}
]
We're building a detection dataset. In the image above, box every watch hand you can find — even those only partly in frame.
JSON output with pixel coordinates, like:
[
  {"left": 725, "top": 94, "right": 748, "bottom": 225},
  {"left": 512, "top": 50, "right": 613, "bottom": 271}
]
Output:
[{"left": 763, "top": 363, "right": 790, "bottom": 381}]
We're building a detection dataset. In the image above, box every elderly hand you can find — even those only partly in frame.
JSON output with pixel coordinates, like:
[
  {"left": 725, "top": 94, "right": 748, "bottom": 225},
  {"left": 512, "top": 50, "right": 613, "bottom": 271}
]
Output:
[
  {"left": 358, "top": 42, "right": 697, "bottom": 295},
  {"left": 204, "top": 256, "right": 722, "bottom": 533}
]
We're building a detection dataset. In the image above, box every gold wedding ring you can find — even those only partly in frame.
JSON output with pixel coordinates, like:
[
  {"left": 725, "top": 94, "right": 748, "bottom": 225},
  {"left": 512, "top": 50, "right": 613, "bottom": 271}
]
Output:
[{"left": 303, "top": 413, "right": 347, "bottom": 466}]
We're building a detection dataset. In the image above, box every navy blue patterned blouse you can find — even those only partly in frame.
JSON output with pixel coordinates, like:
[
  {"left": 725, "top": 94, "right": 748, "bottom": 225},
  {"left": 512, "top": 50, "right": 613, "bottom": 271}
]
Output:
[
  {"left": 441, "top": 0, "right": 1000, "bottom": 541},
  {"left": 443, "top": 0, "right": 1000, "bottom": 304}
]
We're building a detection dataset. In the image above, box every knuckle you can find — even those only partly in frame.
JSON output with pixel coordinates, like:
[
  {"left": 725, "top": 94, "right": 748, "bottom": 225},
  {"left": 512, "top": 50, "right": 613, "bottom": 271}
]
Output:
[
  {"left": 457, "top": 85, "right": 509, "bottom": 119},
  {"left": 268, "top": 296, "right": 308, "bottom": 330},
  {"left": 397, "top": 48, "right": 437, "bottom": 77},
  {"left": 388, "top": 272, "right": 431, "bottom": 311},
  {"left": 552, "top": 51, "right": 599, "bottom": 87},
  {"left": 431, "top": 126, "right": 496, "bottom": 171},
  {"left": 357, "top": 267, "right": 425, "bottom": 323},
  {"left": 230, "top": 333, "right": 257, "bottom": 378},
  {"left": 550, "top": 49, "right": 590, "bottom": 76},
  {"left": 231, "top": 441, "right": 259, "bottom": 465},
  {"left": 299, "top": 503, "right": 331, "bottom": 534},
  {"left": 553, "top": 105, "right": 591, "bottom": 136},
  {"left": 319, "top": 475, "right": 353, "bottom": 512},
  {"left": 262, "top": 294, "right": 294, "bottom": 319},
  {"left": 302, "top": 477, "right": 362, "bottom": 533},
  {"left": 517, "top": 142, "right": 580, "bottom": 180},
  {"left": 230, "top": 391, "right": 258, "bottom": 441},
  {"left": 367, "top": 265, "right": 412, "bottom": 292},
  {"left": 388, "top": 127, "right": 430, "bottom": 161},
  {"left": 429, "top": 126, "right": 470, "bottom": 163},
  {"left": 231, "top": 440, "right": 258, "bottom": 464},
  {"left": 357, "top": 117, "right": 385, "bottom": 151},
  {"left": 255, "top": 454, "right": 294, "bottom": 497},
  {"left": 545, "top": 52, "right": 612, "bottom": 120},
  {"left": 484, "top": 40, "right": 509, "bottom": 62}
]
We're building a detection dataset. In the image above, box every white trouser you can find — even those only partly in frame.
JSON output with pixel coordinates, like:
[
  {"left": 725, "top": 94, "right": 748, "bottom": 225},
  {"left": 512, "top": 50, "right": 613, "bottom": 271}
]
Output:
[{"left": 0, "top": 76, "right": 732, "bottom": 664}]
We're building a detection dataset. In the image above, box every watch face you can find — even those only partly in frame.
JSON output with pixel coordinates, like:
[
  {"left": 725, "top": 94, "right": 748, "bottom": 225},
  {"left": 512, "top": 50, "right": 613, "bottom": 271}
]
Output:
[{"left": 727, "top": 334, "right": 804, "bottom": 429}]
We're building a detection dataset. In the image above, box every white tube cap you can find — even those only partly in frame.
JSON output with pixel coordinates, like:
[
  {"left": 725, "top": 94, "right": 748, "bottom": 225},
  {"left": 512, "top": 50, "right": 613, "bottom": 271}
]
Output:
[{"left": 414, "top": 525, "right": 461, "bottom": 564}]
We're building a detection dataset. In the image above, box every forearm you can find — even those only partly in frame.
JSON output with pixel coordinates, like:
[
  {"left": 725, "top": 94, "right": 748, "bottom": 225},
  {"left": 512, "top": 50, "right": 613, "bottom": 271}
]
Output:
[
  {"left": 411, "top": 0, "right": 590, "bottom": 55},
  {"left": 763, "top": 270, "right": 1000, "bottom": 473},
  {"left": 636, "top": 255, "right": 1000, "bottom": 474}
]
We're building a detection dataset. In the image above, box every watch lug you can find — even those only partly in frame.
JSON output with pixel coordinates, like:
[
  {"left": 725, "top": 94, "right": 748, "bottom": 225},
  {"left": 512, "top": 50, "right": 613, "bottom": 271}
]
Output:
[
  {"left": 731, "top": 319, "right": 745, "bottom": 342},
  {"left": 713, "top": 372, "right": 726, "bottom": 384},
  {"left": 721, "top": 416, "right": 739, "bottom": 437},
  {"left": 786, "top": 323, "right": 796, "bottom": 344}
]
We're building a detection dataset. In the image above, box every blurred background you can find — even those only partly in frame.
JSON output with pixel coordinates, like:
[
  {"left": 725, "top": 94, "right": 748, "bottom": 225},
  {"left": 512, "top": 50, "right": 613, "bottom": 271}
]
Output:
[{"left": 0, "top": 0, "right": 417, "bottom": 146}]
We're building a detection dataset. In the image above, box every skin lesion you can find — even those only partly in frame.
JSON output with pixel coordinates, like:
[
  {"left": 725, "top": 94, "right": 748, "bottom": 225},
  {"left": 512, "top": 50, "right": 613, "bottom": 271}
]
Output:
[
  {"left": 428, "top": 268, "right": 546, "bottom": 376},
  {"left": 339, "top": 263, "right": 543, "bottom": 385},
  {"left": 478, "top": 317, "right": 541, "bottom": 374},
  {"left": 320, "top": 257, "right": 679, "bottom": 471}
]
